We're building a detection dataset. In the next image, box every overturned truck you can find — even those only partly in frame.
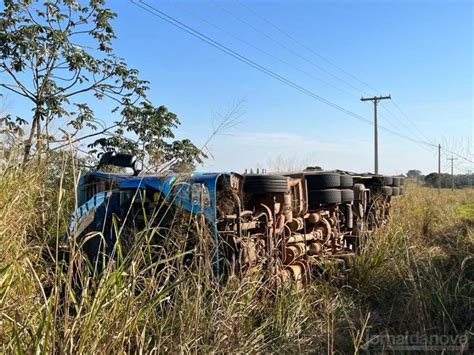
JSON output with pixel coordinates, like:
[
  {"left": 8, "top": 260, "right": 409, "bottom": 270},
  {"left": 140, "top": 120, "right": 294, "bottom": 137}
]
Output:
[{"left": 69, "top": 153, "right": 405, "bottom": 286}]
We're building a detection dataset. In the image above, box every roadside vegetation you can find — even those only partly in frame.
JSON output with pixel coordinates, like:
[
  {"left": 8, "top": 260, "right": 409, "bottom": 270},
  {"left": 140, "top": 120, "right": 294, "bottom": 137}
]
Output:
[
  {"left": 0, "top": 153, "right": 472, "bottom": 353},
  {"left": 0, "top": 1, "right": 472, "bottom": 352}
]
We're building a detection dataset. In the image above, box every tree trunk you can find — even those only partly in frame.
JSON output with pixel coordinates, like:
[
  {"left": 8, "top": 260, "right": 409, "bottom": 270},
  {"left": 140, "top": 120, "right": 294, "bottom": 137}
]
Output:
[
  {"left": 35, "top": 115, "right": 42, "bottom": 154},
  {"left": 22, "top": 110, "right": 40, "bottom": 164}
]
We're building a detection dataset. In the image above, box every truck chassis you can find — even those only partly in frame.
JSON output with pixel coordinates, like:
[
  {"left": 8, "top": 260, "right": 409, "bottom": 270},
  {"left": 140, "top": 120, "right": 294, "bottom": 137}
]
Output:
[{"left": 69, "top": 153, "right": 405, "bottom": 287}]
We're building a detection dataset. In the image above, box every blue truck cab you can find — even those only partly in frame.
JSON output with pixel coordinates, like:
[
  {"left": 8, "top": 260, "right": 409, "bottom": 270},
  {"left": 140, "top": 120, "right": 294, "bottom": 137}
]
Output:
[{"left": 69, "top": 152, "right": 242, "bottom": 277}]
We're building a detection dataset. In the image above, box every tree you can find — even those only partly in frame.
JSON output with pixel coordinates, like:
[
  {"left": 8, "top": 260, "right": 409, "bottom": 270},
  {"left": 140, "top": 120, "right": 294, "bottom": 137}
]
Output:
[
  {"left": 424, "top": 172, "right": 440, "bottom": 187},
  {"left": 0, "top": 0, "right": 202, "bottom": 168},
  {"left": 424, "top": 172, "right": 472, "bottom": 189},
  {"left": 406, "top": 169, "right": 422, "bottom": 179}
]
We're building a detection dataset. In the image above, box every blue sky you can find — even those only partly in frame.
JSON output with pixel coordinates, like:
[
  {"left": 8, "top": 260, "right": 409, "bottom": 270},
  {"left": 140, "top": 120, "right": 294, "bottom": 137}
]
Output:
[{"left": 2, "top": 0, "right": 473, "bottom": 175}]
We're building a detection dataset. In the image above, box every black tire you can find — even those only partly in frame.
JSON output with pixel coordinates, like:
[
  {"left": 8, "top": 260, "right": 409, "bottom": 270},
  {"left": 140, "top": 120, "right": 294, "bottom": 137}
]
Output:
[
  {"left": 308, "top": 189, "right": 342, "bottom": 207},
  {"left": 380, "top": 186, "right": 392, "bottom": 196},
  {"left": 340, "top": 189, "right": 354, "bottom": 203},
  {"left": 399, "top": 186, "right": 405, "bottom": 195},
  {"left": 391, "top": 186, "right": 400, "bottom": 196},
  {"left": 392, "top": 177, "right": 401, "bottom": 186},
  {"left": 305, "top": 173, "right": 341, "bottom": 189},
  {"left": 383, "top": 176, "right": 393, "bottom": 186},
  {"left": 340, "top": 175, "right": 354, "bottom": 188},
  {"left": 244, "top": 175, "right": 288, "bottom": 193}
]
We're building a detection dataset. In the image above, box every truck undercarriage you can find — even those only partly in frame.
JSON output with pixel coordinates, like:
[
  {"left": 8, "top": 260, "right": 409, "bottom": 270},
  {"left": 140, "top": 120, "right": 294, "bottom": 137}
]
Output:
[{"left": 68, "top": 153, "right": 405, "bottom": 287}]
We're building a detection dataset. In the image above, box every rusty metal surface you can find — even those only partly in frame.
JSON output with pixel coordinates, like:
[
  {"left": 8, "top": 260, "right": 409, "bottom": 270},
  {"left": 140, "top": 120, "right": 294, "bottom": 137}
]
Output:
[{"left": 217, "top": 171, "right": 405, "bottom": 286}]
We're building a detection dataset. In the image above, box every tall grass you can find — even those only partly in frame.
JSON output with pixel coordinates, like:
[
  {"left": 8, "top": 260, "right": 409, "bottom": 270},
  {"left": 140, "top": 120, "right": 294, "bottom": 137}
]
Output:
[{"left": 0, "top": 154, "right": 472, "bottom": 353}]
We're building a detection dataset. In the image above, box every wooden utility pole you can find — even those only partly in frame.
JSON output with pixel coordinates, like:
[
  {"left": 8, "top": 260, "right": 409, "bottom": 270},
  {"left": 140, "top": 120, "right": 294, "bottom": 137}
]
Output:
[
  {"left": 447, "top": 156, "right": 457, "bottom": 190},
  {"left": 438, "top": 144, "right": 441, "bottom": 194},
  {"left": 361, "top": 95, "right": 391, "bottom": 174}
]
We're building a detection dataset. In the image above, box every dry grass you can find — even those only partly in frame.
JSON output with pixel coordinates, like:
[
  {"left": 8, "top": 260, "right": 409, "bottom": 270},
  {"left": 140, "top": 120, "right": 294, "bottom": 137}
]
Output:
[{"left": 0, "top": 155, "right": 472, "bottom": 353}]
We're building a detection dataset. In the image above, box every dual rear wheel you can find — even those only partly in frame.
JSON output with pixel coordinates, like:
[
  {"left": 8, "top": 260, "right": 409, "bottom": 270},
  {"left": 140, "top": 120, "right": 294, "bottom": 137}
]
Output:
[{"left": 305, "top": 173, "right": 354, "bottom": 207}]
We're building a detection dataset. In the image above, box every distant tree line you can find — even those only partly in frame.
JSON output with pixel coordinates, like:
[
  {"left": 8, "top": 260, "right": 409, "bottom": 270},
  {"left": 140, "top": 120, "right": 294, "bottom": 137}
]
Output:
[
  {"left": 424, "top": 173, "right": 473, "bottom": 189},
  {"left": 405, "top": 169, "right": 473, "bottom": 189}
]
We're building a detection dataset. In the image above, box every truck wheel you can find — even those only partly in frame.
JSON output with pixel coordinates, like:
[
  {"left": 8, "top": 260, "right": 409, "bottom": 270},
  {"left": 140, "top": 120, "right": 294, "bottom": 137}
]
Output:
[
  {"left": 381, "top": 186, "right": 392, "bottom": 196},
  {"left": 305, "top": 173, "right": 341, "bottom": 189},
  {"left": 383, "top": 176, "right": 393, "bottom": 186},
  {"left": 340, "top": 189, "right": 354, "bottom": 203},
  {"left": 391, "top": 187, "right": 400, "bottom": 196},
  {"left": 308, "top": 189, "right": 342, "bottom": 207},
  {"left": 340, "top": 175, "right": 354, "bottom": 188},
  {"left": 244, "top": 175, "right": 289, "bottom": 193},
  {"left": 392, "top": 177, "right": 401, "bottom": 186}
]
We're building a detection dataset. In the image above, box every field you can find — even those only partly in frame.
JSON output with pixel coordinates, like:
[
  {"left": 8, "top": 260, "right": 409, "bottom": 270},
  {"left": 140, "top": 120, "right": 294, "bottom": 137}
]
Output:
[{"left": 0, "top": 158, "right": 473, "bottom": 353}]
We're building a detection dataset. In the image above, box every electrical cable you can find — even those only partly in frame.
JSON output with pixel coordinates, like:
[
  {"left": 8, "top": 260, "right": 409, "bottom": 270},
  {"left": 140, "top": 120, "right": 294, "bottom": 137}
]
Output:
[{"left": 131, "top": 0, "right": 473, "bottom": 164}]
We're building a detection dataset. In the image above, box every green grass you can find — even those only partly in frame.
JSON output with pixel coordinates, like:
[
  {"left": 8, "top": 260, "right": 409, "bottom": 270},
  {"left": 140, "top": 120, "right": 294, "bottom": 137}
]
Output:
[
  {"left": 0, "top": 156, "right": 472, "bottom": 353},
  {"left": 456, "top": 199, "right": 474, "bottom": 221}
]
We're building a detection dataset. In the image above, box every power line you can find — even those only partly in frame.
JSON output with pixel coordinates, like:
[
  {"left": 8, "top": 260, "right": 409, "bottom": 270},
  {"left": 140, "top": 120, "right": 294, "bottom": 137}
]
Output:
[
  {"left": 176, "top": 1, "right": 425, "bottom": 148},
  {"left": 131, "top": 0, "right": 473, "bottom": 164},
  {"left": 228, "top": 0, "right": 441, "bottom": 151},
  {"left": 210, "top": 0, "right": 368, "bottom": 96},
  {"left": 390, "top": 100, "right": 434, "bottom": 144},
  {"left": 236, "top": 0, "right": 379, "bottom": 95},
  {"left": 175, "top": 0, "right": 427, "bottom": 147},
  {"left": 170, "top": 1, "right": 360, "bottom": 99},
  {"left": 130, "top": 1, "right": 373, "bottom": 124},
  {"left": 440, "top": 147, "right": 473, "bottom": 168},
  {"left": 378, "top": 104, "right": 434, "bottom": 153},
  {"left": 233, "top": 2, "right": 474, "bottom": 164},
  {"left": 443, "top": 148, "right": 473, "bottom": 164},
  {"left": 380, "top": 104, "right": 425, "bottom": 142}
]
